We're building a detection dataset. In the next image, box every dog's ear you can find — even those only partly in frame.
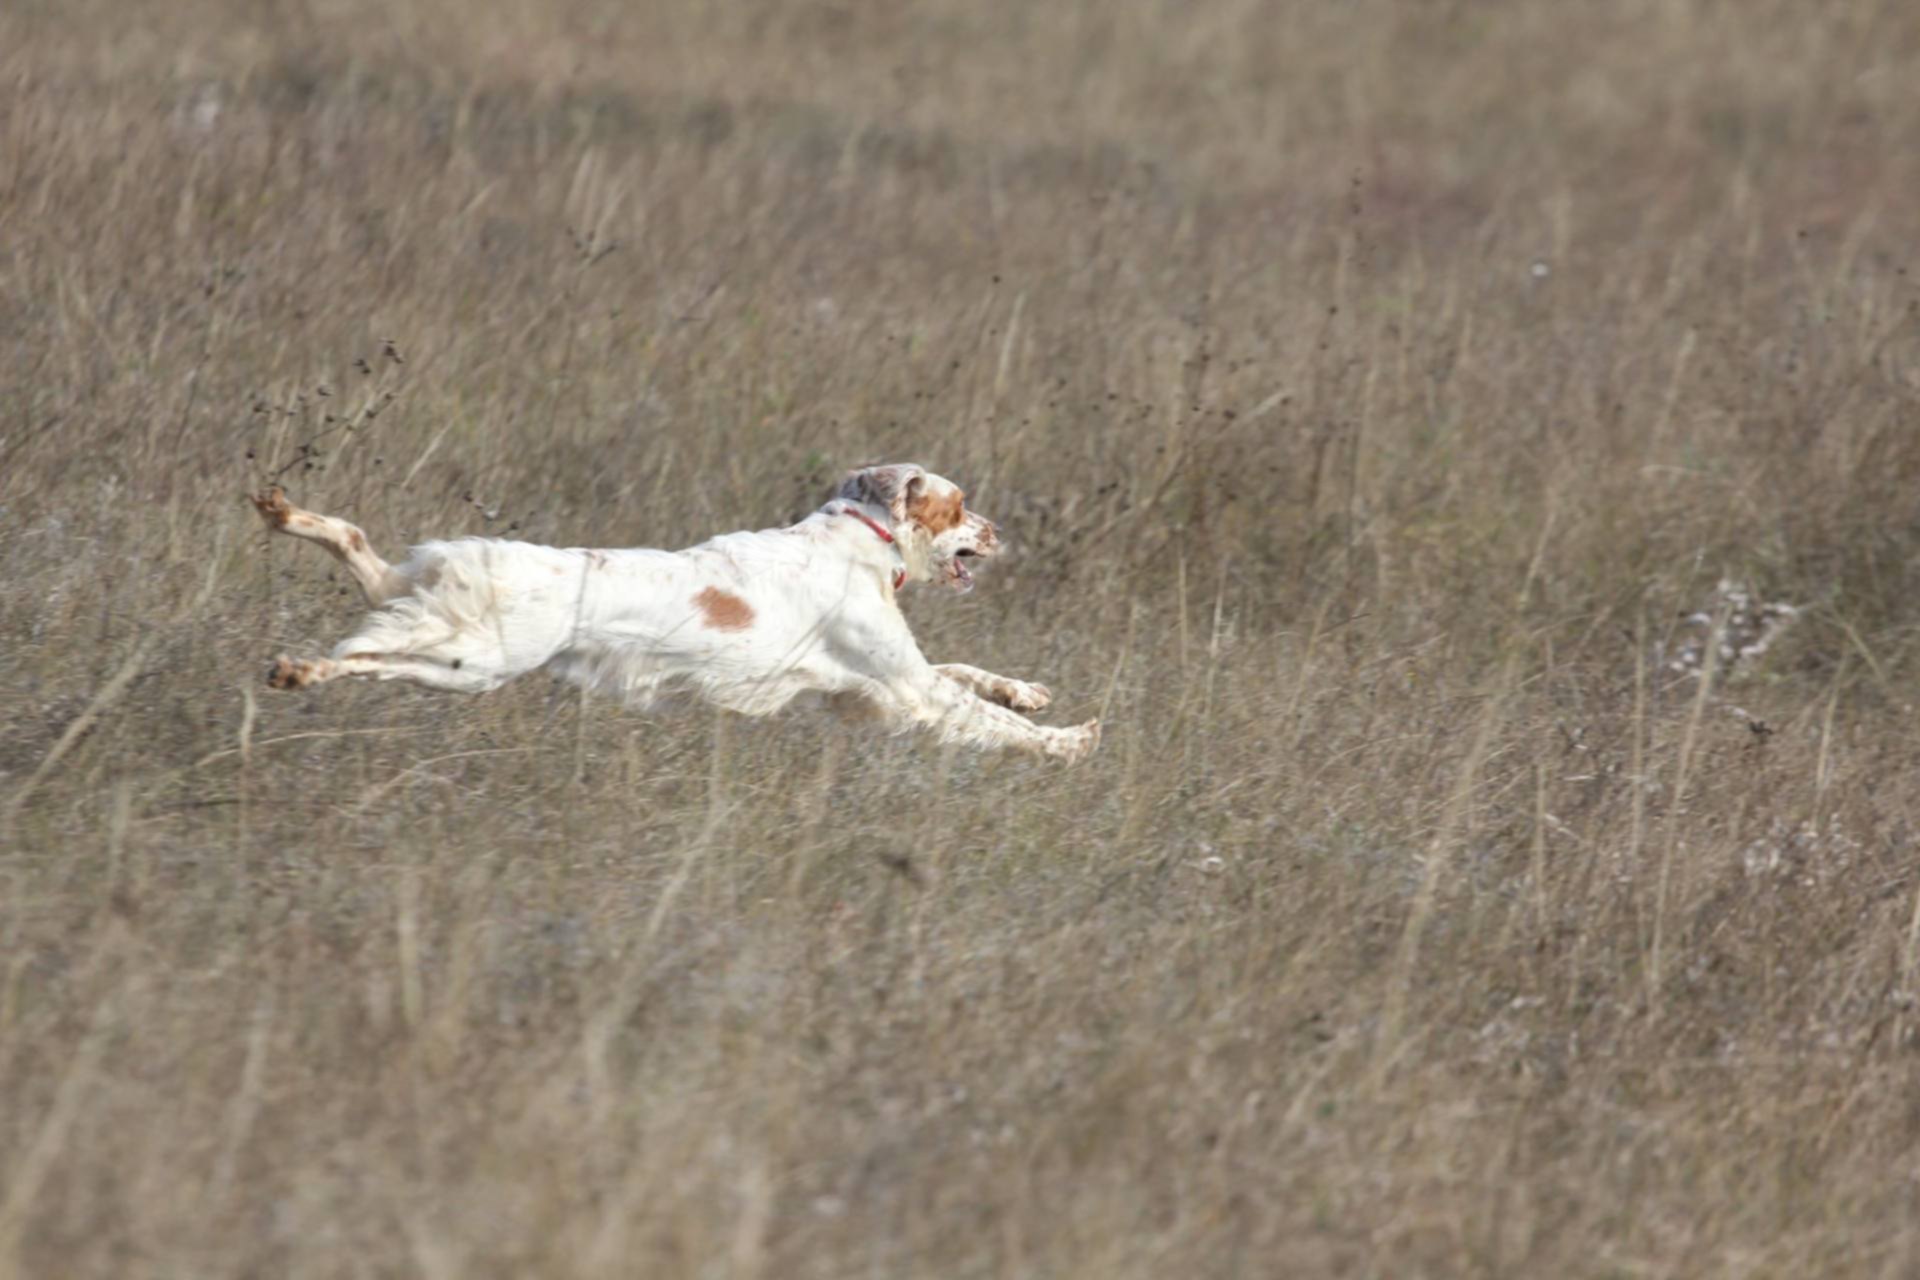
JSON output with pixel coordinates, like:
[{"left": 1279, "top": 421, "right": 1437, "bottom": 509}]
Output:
[{"left": 837, "top": 464, "right": 926, "bottom": 525}]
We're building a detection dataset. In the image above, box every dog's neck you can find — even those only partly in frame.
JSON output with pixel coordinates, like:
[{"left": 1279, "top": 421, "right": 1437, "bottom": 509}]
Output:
[{"left": 825, "top": 501, "right": 909, "bottom": 591}]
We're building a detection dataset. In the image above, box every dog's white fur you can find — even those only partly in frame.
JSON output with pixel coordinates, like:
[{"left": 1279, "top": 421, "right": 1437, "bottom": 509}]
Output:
[{"left": 251, "top": 464, "right": 1099, "bottom": 762}]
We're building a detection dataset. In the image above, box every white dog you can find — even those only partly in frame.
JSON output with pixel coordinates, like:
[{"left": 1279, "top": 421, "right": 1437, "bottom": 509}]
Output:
[{"left": 251, "top": 464, "right": 1100, "bottom": 762}]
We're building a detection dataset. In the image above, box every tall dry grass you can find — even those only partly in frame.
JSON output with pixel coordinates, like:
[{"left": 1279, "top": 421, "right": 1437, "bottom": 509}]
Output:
[{"left": 3, "top": 0, "right": 1920, "bottom": 1275}]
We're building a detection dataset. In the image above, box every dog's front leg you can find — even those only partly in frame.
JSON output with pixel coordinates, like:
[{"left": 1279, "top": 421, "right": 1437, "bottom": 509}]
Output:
[
  {"left": 832, "top": 609, "right": 1098, "bottom": 762},
  {"left": 933, "top": 662, "right": 1052, "bottom": 712},
  {"left": 879, "top": 669, "right": 1098, "bottom": 763}
]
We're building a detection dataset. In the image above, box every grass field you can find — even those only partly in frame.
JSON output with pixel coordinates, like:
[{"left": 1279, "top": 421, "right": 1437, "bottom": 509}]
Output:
[{"left": 4, "top": 1, "right": 1920, "bottom": 1275}]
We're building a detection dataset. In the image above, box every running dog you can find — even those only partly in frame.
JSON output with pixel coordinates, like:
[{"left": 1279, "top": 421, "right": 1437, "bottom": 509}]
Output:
[{"left": 251, "top": 464, "right": 1099, "bottom": 762}]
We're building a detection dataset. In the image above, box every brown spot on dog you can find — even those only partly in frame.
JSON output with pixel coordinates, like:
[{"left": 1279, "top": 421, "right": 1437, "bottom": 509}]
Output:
[
  {"left": 347, "top": 529, "right": 366, "bottom": 552},
  {"left": 694, "top": 587, "right": 754, "bottom": 631},
  {"left": 908, "top": 487, "right": 965, "bottom": 534}
]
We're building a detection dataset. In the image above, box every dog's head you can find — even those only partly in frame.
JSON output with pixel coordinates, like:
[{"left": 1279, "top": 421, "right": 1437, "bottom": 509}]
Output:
[{"left": 834, "top": 463, "right": 1000, "bottom": 592}]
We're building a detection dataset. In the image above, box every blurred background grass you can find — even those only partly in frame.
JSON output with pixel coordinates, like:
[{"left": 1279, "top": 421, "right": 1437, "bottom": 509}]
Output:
[{"left": 3, "top": 1, "right": 1920, "bottom": 1275}]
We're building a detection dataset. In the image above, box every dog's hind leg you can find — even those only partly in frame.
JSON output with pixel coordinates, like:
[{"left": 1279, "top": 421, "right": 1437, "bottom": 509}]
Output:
[
  {"left": 265, "top": 594, "right": 529, "bottom": 694},
  {"left": 266, "top": 650, "right": 502, "bottom": 693},
  {"left": 250, "top": 486, "right": 409, "bottom": 605}
]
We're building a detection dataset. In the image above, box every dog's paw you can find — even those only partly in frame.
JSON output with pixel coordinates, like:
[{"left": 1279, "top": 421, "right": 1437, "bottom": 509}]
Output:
[
  {"left": 992, "top": 679, "right": 1052, "bottom": 712},
  {"left": 251, "top": 486, "right": 292, "bottom": 530},
  {"left": 1051, "top": 718, "right": 1100, "bottom": 765},
  {"left": 266, "top": 654, "right": 315, "bottom": 690}
]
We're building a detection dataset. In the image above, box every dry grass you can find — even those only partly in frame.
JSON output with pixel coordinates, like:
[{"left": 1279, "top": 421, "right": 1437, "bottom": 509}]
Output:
[{"left": 4, "top": 0, "right": 1920, "bottom": 1275}]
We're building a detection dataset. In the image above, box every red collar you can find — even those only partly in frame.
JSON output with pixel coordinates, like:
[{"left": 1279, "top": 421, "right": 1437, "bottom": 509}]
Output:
[
  {"left": 842, "top": 508, "right": 907, "bottom": 591},
  {"left": 842, "top": 508, "right": 893, "bottom": 544}
]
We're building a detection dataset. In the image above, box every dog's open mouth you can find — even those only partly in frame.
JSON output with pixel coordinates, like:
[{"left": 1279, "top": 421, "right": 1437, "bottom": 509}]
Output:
[{"left": 944, "top": 549, "right": 977, "bottom": 591}]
